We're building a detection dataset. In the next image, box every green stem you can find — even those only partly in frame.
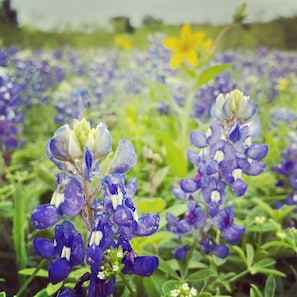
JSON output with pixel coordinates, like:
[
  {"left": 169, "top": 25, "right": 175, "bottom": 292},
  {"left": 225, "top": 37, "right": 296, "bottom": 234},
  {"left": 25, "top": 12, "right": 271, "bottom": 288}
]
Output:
[
  {"left": 227, "top": 269, "right": 249, "bottom": 283},
  {"left": 15, "top": 259, "right": 47, "bottom": 297},
  {"left": 119, "top": 273, "right": 137, "bottom": 297},
  {"left": 179, "top": 87, "right": 196, "bottom": 152}
]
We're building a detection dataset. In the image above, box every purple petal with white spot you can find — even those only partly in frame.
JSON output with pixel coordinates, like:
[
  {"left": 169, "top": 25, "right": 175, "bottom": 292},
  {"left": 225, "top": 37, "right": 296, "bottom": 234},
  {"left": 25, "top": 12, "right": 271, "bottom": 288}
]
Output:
[{"left": 114, "top": 206, "right": 134, "bottom": 226}]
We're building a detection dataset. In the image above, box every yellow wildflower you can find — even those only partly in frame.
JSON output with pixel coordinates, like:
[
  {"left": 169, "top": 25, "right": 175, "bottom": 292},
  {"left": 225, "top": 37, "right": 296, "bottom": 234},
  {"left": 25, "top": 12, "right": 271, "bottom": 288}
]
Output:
[
  {"left": 277, "top": 77, "right": 289, "bottom": 91},
  {"left": 163, "top": 23, "right": 212, "bottom": 69},
  {"left": 114, "top": 34, "right": 132, "bottom": 50}
]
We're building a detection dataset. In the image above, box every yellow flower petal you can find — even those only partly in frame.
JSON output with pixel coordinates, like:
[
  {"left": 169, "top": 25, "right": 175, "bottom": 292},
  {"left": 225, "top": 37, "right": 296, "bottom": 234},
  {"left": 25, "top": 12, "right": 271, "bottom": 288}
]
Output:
[
  {"left": 184, "top": 50, "right": 198, "bottom": 67},
  {"left": 170, "top": 52, "right": 184, "bottom": 69},
  {"left": 163, "top": 37, "right": 182, "bottom": 51},
  {"left": 180, "top": 23, "right": 192, "bottom": 42},
  {"left": 203, "top": 39, "right": 213, "bottom": 51}
]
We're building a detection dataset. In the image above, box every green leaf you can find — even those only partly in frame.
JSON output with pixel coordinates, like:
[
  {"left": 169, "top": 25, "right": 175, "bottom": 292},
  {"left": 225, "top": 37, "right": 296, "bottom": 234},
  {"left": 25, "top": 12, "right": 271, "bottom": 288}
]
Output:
[
  {"left": 250, "top": 284, "right": 263, "bottom": 297},
  {"left": 261, "top": 241, "right": 294, "bottom": 250},
  {"left": 233, "top": 3, "right": 247, "bottom": 23},
  {"left": 160, "top": 133, "right": 187, "bottom": 177},
  {"left": 197, "top": 293, "right": 212, "bottom": 297},
  {"left": 252, "top": 258, "right": 276, "bottom": 269},
  {"left": 0, "top": 292, "right": 6, "bottom": 297},
  {"left": 33, "top": 288, "right": 48, "bottom": 297},
  {"left": 18, "top": 268, "right": 48, "bottom": 278},
  {"left": 181, "top": 62, "right": 197, "bottom": 78},
  {"left": 136, "top": 198, "right": 166, "bottom": 213},
  {"left": 246, "top": 244, "right": 254, "bottom": 268},
  {"left": 193, "top": 64, "right": 232, "bottom": 90},
  {"left": 264, "top": 275, "right": 276, "bottom": 297},
  {"left": 68, "top": 267, "right": 90, "bottom": 280},
  {"left": 143, "top": 277, "right": 160, "bottom": 297},
  {"left": 13, "top": 183, "right": 28, "bottom": 270},
  {"left": 157, "top": 257, "right": 179, "bottom": 279},
  {"left": 187, "top": 268, "right": 217, "bottom": 282},
  {"left": 250, "top": 267, "right": 285, "bottom": 277},
  {"left": 131, "top": 231, "right": 175, "bottom": 253},
  {"left": 162, "top": 280, "right": 180, "bottom": 295},
  {"left": 232, "top": 246, "right": 247, "bottom": 266},
  {"left": 46, "top": 282, "right": 63, "bottom": 296}
]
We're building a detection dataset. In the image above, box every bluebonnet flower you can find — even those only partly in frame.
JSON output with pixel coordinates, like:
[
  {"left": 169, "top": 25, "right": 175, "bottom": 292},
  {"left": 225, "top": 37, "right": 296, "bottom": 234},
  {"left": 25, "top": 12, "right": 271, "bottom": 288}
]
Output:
[
  {"left": 54, "top": 86, "right": 92, "bottom": 123},
  {"left": 0, "top": 66, "right": 23, "bottom": 162},
  {"left": 32, "top": 118, "right": 160, "bottom": 295},
  {"left": 272, "top": 132, "right": 297, "bottom": 210},
  {"left": 33, "top": 220, "right": 85, "bottom": 284},
  {"left": 167, "top": 90, "right": 268, "bottom": 258}
]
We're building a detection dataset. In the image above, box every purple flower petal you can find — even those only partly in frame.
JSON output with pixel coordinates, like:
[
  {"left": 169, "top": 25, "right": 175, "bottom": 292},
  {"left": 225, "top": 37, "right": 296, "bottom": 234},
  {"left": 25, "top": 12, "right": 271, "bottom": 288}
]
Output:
[
  {"left": 132, "top": 256, "right": 159, "bottom": 277},
  {"left": 108, "top": 140, "right": 136, "bottom": 174},
  {"left": 82, "top": 146, "right": 94, "bottom": 181},
  {"left": 47, "top": 125, "right": 71, "bottom": 161},
  {"left": 180, "top": 178, "right": 198, "bottom": 193},
  {"left": 172, "top": 184, "right": 187, "bottom": 200},
  {"left": 134, "top": 214, "right": 160, "bottom": 236},
  {"left": 190, "top": 131, "right": 208, "bottom": 148},
  {"left": 214, "top": 244, "right": 229, "bottom": 258},
  {"left": 69, "top": 234, "right": 85, "bottom": 266},
  {"left": 33, "top": 238, "right": 56, "bottom": 259},
  {"left": 231, "top": 179, "right": 247, "bottom": 196},
  {"left": 31, "top": 204, "right": 61, "bottom": 229},
  {"left": 229, "top": 124, "right": 241, "bottom": 143},
  {"left": 93, "top": 122, "right": 112, "bottom": 158},
  {"left": 246, "top": 144, "right": 269, "bottom": 161},
  {"left": 49, "top": 258, "right": 71, "bottom": 284},
  {"left": 114, "top": 206, "right": 134, "bottom": 226}
]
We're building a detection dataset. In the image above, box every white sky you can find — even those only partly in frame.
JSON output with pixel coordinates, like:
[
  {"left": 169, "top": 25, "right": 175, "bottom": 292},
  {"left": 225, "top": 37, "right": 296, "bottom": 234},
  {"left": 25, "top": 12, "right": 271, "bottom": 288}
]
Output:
[{"left": 9, "top": 0, "right": 297, "bottom": 31}]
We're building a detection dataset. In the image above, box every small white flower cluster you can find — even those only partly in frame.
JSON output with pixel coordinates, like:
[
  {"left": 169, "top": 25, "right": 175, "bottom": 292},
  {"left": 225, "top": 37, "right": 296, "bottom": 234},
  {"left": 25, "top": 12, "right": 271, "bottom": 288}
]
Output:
[{"left": 169, "top": 283, "right": 198, "bottom": 297}]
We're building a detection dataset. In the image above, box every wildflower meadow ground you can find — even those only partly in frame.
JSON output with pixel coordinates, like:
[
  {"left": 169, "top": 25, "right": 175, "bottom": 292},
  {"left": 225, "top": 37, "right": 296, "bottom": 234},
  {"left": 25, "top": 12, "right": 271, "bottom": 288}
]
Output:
[{"left": 1, "top": 6, "right": 297, "bottom": 297}]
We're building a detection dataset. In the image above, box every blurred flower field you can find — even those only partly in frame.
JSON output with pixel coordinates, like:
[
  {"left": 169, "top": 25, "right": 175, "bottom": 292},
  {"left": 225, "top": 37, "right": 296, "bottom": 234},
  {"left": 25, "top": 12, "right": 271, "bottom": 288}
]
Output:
[{"left": 1, "top": 9, "right": 297, "bottom": 297}]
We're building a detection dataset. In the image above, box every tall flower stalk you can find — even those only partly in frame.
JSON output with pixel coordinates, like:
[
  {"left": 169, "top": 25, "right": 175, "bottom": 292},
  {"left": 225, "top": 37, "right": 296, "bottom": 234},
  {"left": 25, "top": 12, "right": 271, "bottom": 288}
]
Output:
[
  {"left": 166, "top": 90, "right": 269, "bottom": 259},
  {"left": 31, "top": 119, "right": 160, "bottom": 296}
]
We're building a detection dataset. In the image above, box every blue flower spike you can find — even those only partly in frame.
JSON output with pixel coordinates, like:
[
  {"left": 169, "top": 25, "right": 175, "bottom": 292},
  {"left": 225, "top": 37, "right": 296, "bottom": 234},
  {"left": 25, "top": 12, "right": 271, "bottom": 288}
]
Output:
[
  {"left": 32, "top": 118, "right": 160, "bottom": 295},
  {"left": 167, "top": 89, "right": 268, "bottom": 258}
]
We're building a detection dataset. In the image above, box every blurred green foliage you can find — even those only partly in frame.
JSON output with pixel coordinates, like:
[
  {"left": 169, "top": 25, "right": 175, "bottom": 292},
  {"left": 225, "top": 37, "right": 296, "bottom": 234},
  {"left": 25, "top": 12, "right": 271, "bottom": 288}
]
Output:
[{"left": 1, "top": 15, "right": 297, "bottom": 50}]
